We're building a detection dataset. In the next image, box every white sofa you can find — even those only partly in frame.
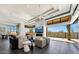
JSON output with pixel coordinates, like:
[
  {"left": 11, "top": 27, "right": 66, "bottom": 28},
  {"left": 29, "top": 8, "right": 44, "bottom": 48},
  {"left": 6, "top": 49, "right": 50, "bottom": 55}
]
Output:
[{"left": 17, "top": 35, "right": 29, "bottom": 49}]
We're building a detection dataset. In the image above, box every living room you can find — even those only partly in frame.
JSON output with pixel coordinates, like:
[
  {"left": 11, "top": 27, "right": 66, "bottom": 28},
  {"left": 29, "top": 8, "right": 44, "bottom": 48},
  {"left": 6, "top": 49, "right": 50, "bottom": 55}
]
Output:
[{"left": 0, "top": 4, "right": 79, "bottom": 54}]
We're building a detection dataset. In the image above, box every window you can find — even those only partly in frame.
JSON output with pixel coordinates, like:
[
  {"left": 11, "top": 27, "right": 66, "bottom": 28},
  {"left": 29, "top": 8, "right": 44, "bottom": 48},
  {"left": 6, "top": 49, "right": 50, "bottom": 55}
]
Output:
[
  {"left": 70, "top": 19, "right": 79, "bottom": 39},
  {"left": 7, "top": 25, "right": 17, "bottom": 34},
  {"left": 47, "top": 25, "right": 67, "bottom": 38}
]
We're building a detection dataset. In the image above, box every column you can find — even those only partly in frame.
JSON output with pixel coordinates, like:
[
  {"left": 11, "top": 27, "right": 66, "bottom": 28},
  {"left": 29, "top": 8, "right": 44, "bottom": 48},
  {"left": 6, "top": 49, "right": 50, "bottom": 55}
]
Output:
[
  {"left": 67, "top": 24, "right": 71, "bottom": 40},
  {"left": 43, "top": 20, "right": 47, "bottom": 37},
  {"left": 17, "top": 22, "right": 26, "bottom": 36},
  {"left": 20, "top": 23, "right": 26, "bottom": 35}
]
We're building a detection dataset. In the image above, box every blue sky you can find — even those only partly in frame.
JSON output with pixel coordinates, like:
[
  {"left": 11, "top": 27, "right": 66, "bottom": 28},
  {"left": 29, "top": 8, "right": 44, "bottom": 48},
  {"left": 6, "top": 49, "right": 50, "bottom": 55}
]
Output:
[
  {"left": 71, "top": 24, "right": 79, "bottom": 32},
  {"left": 48, "top": 24, "right": 79, "bottom": 32},
  {"left": 48, "top": 25, "right": 67, "bottom": 32}
]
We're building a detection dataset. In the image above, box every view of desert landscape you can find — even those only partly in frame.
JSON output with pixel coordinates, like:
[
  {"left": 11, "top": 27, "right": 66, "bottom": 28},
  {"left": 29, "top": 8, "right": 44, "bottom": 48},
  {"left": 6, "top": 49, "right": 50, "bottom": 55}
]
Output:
[{"left": 47, "top": 32, "right": 79, "bottom": 39}]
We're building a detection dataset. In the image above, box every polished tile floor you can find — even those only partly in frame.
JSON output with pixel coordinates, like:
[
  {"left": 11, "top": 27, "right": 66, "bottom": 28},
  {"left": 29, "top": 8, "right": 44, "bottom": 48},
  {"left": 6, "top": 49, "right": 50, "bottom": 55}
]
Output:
[{"left": 0, "top": 39, "right": 79, "bottom": 54}]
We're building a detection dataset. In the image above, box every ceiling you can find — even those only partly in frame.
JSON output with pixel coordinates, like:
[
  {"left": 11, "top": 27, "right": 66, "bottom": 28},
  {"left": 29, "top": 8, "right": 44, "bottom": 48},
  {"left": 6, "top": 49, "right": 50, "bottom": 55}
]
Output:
[{"left": 0, "top": 4, "right": 71, "bottom": 25}]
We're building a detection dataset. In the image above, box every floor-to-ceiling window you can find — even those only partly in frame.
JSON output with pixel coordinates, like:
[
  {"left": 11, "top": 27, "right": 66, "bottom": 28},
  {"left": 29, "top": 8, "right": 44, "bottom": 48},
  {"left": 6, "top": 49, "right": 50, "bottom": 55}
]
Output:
[
  {"left": 70, "top": 18, "right": 79, "bottom": 39},
  {"left": 47, "top": 25, "right": 67, "bottom": 38},
  {"left": 47, "top": 18, "right": 79, "bottom": 39},
  {"left": 0, "top": 25, "right": 16, "bottom": 35},
  {"left": 7, "top": 25, "right": 16, "bottom": 34}
]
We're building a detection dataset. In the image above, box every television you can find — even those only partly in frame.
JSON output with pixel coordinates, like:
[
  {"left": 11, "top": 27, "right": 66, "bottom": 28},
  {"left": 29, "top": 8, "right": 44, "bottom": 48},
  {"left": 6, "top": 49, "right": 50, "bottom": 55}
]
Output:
[{"left": 35, "top": 26, "right": 43, "bottom": 33}]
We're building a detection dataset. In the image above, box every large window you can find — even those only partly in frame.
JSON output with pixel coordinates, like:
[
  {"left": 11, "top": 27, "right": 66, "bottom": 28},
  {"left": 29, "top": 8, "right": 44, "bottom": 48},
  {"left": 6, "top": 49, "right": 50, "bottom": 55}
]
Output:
[
  {"left": 7, "top": 25, "right": 16, "bottom": 34},
  {"left": 47, "top": 18, "right": 79, "bottom": 39},
  {"left": 70, "top": 18, "right": 79, "bottom": 39},
  {"left": 10, "top": 26, "right": 16, "bottom": 32},
  {"left": 48, "top": 25, "right": 67, "bottom": 32},
  {"left": 0, "top": 25, "right": 16, "bottom": 35},
  {"left": 47, "top": 25, "right": 67, "bottom": 38}
]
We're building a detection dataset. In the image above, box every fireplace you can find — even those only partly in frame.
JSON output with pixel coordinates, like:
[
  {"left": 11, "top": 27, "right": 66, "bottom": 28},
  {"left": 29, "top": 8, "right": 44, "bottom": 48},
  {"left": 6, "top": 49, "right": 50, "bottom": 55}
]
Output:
[{"left": 36, "top": 33, "right": 42, "bottom": 36}]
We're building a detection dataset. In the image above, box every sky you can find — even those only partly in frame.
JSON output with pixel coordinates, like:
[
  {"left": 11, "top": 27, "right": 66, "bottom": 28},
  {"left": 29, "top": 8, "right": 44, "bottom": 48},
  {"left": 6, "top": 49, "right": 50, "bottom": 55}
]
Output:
[
  {"left": 71, "top": 23, "right": 79, "bottom": 32},
  {"left": 48, "top": 23, "right": 79, "bottom": 32},
  {"left": 48, "top": 25, "right": 67, "bottom": 32}
]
